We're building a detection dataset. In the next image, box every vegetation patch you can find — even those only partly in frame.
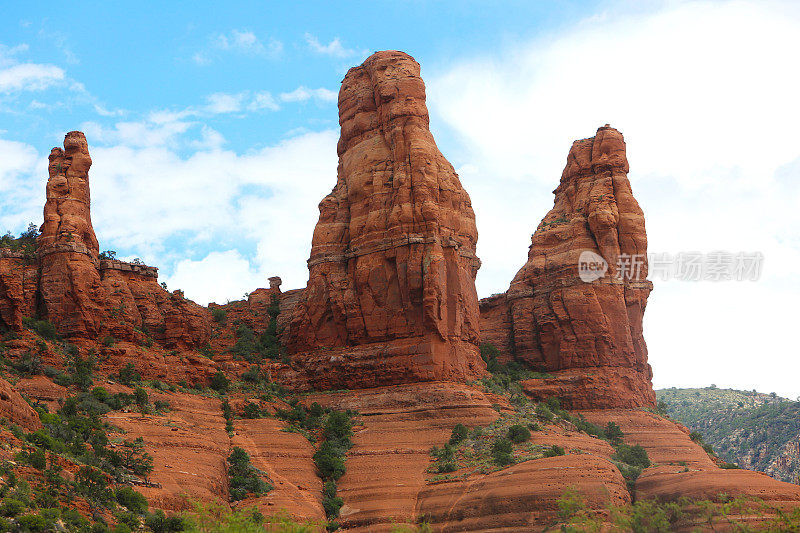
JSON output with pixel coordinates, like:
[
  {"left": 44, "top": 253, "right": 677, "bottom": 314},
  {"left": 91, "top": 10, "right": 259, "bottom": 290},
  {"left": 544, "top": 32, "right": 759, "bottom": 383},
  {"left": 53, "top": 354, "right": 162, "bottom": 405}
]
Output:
[
  {"left": 554, "top": 488, "right": 800, "bottom": 531},
  {"left": 226, "top": 447, "right": 272, "bottom": 501}
]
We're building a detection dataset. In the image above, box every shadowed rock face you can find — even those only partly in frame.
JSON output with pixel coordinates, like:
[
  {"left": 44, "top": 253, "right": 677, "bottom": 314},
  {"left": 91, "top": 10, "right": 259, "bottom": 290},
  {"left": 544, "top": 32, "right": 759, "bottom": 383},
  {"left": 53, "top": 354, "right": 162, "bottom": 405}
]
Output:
[
  {"left": 288, "top": 50, "right": 485, "bottom": 388},
  {"left": 481, "top": 125, "right": 655, "bottom": 408}
]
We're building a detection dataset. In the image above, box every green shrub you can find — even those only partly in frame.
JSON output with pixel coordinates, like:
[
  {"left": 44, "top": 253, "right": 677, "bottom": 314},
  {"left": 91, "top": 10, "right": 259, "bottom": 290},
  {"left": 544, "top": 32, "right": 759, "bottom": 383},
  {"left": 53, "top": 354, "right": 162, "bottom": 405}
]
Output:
[
  {"left": 535, "top": 404, "right": 554, "bottom": 421},
  {"left": 612, "top": 444, "right": 651, "bottom": 468},
  {"left": 21, "top": 317, "right": 60, "bottom": 341},
  {"left": 16, "top": 513, "right": 53, "bottom": 532},
  {"left": 449, "top": 423, "right": 469, "bottom": 445},
  {"left": 491, "top": 437, "right": 514, "bottom": 466},
  {"left": 101, "top": 336, "right": 116, "bottom": 347},
  {"left": 604, "top": 422, "right": 624, "bottom": 445},
  {"left": 211, "top": 308, "right": 227, "bottom": 323},
  {"left": 118, "top": 363, "right": 141, "bottom": 385},
  {"left": 114, "top": 509, "right": 140, "bottom": 530},
  {"left": 323, "top": 411, "right": 353, "bottom": 445},
  {"left": 0, "top": 498, "right": 25, "bottom": 517},
  {"left": 145, "top": 509, "right": 186, "bottom": 532},
  {"left": 26, "top": 429, "right": 63, "bottom": 452},
  {"left": 557, "top": 487, "right": 585, "bottom": 520},
  {"left": 75, "top": 466, "right": 114, "bottom": 504},
  {"left": 115, "top": 486, "right": 148, "bottom": 514},
  {"left": 134, "top": 387, "right": 149, "bottom": 414},
  {"left": 227, "top": 447, "right": 271, "bottom": 501},
  {"left": 430, "top": 444, "right": 454, "bottom": 461},
  {"left": 23, "top": 448, "right": 46, "bottom": 470},
  {"left": 210, "top": 371, "right": 230, "bottom": 393},
  {"left": 241, "top": 403, "right": 263, "bottom": 419},
  {"left": 436, "top": 461, "right": 457, "bottom": 473},
  {"left": 92, "top": 387, "right": 110, "bottom": 403},
  {"left": 720, "top": 462, "right": 740, "bottom": 469},
  {"left": 313, "top": 443, "right": 346, "bottom": 481},
  {"left": 507, "top": 424, "right": 531, "bottom": 444},
  {"left": 544, "top": 445, "right": 566, "bottom": 458},
  {"left": 322, "top": 480, "right": 343, "bottom": 519},
  {"left": 479, "top": 343, "right": 501, "bottom": 362}
]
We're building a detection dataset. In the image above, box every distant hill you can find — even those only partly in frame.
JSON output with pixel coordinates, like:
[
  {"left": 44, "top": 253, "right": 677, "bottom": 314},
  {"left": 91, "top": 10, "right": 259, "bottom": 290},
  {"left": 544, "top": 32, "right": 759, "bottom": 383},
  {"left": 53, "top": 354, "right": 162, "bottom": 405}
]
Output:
[{"left": 657, "top": 387, "right": 800, "bottom": 483}]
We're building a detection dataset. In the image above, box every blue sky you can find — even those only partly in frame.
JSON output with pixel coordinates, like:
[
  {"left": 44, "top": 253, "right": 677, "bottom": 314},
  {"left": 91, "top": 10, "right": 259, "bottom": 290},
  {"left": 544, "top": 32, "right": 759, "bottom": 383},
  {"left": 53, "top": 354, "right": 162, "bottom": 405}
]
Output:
[{"left": 2, "top": 1, "right": 800, "bottom": 398}]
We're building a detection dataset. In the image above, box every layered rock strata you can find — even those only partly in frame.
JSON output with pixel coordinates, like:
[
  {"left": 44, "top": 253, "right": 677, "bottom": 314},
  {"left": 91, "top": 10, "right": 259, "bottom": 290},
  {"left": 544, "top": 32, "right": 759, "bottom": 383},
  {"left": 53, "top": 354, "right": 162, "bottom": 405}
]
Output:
[
  {"left": 288, "top": 51, "right": 485, "bottom": 388},
  {"left": 480, "top": 125, "right": 654, "bottom": 408},
  {"left": 0, "top": 132, "right": 210, "bottom": 355}
]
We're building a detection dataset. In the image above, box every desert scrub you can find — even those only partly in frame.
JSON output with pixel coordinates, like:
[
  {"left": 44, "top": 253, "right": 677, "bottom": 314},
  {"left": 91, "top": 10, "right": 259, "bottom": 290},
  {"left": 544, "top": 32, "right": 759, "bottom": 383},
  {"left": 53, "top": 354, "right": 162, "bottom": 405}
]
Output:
[
  {"left": 425, "top": 403, "right": 560, "bottom": 480},
  {"left": 228, "top": 294, "right": 284, "bottom": 364},
  {"left": 554, "top": 490, "right": 789, "bottom": 532},
  {"left": 227, "top": 447, "right": 272, "bottom": 501},
  {"left": 308, "top": 408, "right": 355, "bottom": 523}
]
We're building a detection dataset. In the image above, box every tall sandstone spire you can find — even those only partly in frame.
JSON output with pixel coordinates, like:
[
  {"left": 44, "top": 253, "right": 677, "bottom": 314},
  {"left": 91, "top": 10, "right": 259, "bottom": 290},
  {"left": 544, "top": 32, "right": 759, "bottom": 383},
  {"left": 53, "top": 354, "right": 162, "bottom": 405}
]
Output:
[
  {"left": 37, "top": 131, "right": 108, "bottom": 336},
  {"left": 0, "top": 131, "right": 212, "bottom": 352},
  {"left": 288, "top": 50, "right": 485, "bottom": 388},
  {"left": 481, "top": 125, "right": 655, "bottom": 408}
]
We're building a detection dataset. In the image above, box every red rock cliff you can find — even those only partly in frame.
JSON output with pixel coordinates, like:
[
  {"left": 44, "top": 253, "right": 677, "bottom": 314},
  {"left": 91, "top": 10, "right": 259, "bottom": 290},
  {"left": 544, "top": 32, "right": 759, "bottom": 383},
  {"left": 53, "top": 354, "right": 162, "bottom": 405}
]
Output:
[
  {"left": 37, "top": 132, "right": 109, "bottom": 337},
  {"left": 0, "top": 132, "right": 210, "bottom": 358},
  {"left": 288, "top": 50, "right": 485, "bottom": 388},
  {"left": 481, "top": 125, "right": 655, "bottom": 408}
]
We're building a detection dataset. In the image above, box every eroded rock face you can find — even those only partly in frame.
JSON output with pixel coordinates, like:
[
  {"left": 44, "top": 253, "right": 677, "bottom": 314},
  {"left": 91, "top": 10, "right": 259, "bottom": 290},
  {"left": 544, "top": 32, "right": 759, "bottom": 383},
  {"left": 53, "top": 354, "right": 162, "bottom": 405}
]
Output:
[
  {"left": 481, "top": 125, "right": 654, "bottom": 408},
  {"left": 37, "top": 132, "right": 109, "bottom": 337},
  {"left": 0, "top": 376, "right": 42, "bottom": 431},
  {"left": 0, "top": 132, "right": 210, "bottom": 370},
  {"left": 288, "top": 51, "right": 485, "bottom": 388}
]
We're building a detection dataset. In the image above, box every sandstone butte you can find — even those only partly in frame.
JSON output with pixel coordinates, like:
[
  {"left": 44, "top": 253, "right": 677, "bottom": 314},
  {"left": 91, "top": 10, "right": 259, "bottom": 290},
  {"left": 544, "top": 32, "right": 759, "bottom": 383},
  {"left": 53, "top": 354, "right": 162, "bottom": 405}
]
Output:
[
  {"left": 0, "top": 51, "right": 798, "bottom": 532},
  {"left": 479, "top": 124, "right": 655, "bottom": 410},
  {"left": 286, "top": 50, "right": 486, "bottom": 390}
]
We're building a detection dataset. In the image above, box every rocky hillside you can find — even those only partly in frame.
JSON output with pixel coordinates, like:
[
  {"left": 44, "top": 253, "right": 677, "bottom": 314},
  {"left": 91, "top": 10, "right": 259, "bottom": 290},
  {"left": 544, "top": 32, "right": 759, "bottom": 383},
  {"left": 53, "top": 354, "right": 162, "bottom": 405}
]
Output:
[
  {"left": 657, "top": 387, "right": 800, "bottom": 484},
  {"left": 1, "top": 50, "right": 800, "bottom": 531}
]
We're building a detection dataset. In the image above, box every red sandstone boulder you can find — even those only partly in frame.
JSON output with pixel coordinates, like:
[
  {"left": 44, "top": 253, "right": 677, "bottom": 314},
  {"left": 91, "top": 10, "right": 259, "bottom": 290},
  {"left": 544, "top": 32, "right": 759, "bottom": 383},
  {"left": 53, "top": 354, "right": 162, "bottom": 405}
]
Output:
[
  {"left": 480, "top": 125, "right": 654, "bottom": 408},
  {"left": 288, "top": 51, "right": 485, "bottom": 388},
  {"left": 0, "top": 376, "right": 42, "bottom": 430}
]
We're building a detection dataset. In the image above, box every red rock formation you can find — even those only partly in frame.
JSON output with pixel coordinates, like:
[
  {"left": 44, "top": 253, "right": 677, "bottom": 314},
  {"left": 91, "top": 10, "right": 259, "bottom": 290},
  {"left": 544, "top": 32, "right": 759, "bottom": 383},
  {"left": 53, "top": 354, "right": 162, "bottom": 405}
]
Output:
[
  {"left": 0, "top": 376, "right": 42, "bottom": 430},
  {"left": 0, "top": 132, "right": 211, "bottom": 383},
  {"left": 581, "top": 410, "right": 800, "bottom": 512},
  {"left": 0, "top": 250, "right": 38, "bottom": 331},
  {"left": 480, "top": 125, "right": 654, "bottom": 408},
  {"left": 288, "top": 51, "right": 485, "bottom": 388},
  {"left": 36, "top": 132, "right": 109, "bottom": 337}
]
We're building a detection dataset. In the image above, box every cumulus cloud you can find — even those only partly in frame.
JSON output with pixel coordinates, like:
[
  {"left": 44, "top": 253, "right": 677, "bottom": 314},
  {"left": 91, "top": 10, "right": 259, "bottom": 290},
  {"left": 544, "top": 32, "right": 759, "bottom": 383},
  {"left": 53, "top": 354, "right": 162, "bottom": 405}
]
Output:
[
  {"left": 167, "top": 250, "right": 265, "bottom": 305},
  {"left": 280, "top": 86, "right": 337, "bottom": 103},
  {"left": 0, "top": 63, "right": 65, "bottom": 93},
  {"left": 427, "top": 0, "right": 800, "bottom": 398},
  {"left": 304, "top": 33, "right": 357, "bottom": 58},
  {"left": 0, "top": 137, "right": 45, "bottom": 232},
  {"left": 195, "top": 30, "right": 282, "bottom": 64},
  {"left": 84, "top": 127, "right": 338, "bottom": 299}
]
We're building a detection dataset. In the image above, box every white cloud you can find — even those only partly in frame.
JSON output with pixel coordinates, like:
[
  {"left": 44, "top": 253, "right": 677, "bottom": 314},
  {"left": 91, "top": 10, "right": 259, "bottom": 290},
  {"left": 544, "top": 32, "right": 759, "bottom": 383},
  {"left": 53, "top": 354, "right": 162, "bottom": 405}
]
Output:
[
  {"left": 248, "top": 91, "right": 280, "bottom": 111},
  {"left": 304, "top": 33, "right": 356, "bottom": 58},
  {"left": 0, "top": 44, "right": 30, "bottom": 67},
  {"left": 195, "top": 29, "right": 283, "bottom": 64},
  {"left": 427, "top": 0, "right": 800, "bottom": 398},
  {"left": 81, "top": 128, "right": 338, "bottom": 300},
  {"left": 0, "top": 63, "right": 65, "bottom": 92},
  {"left": 167, "top": 250, "right": 264, "bottom": 305},
  {"left": 280, "top": 86, "right": 337, "bottom": 103},
  {"left": 204, "top": 92, "right": 245, "bottom": 114},
  {"left": 0, "top": 137, "right": 45, "bottom": 232}
]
